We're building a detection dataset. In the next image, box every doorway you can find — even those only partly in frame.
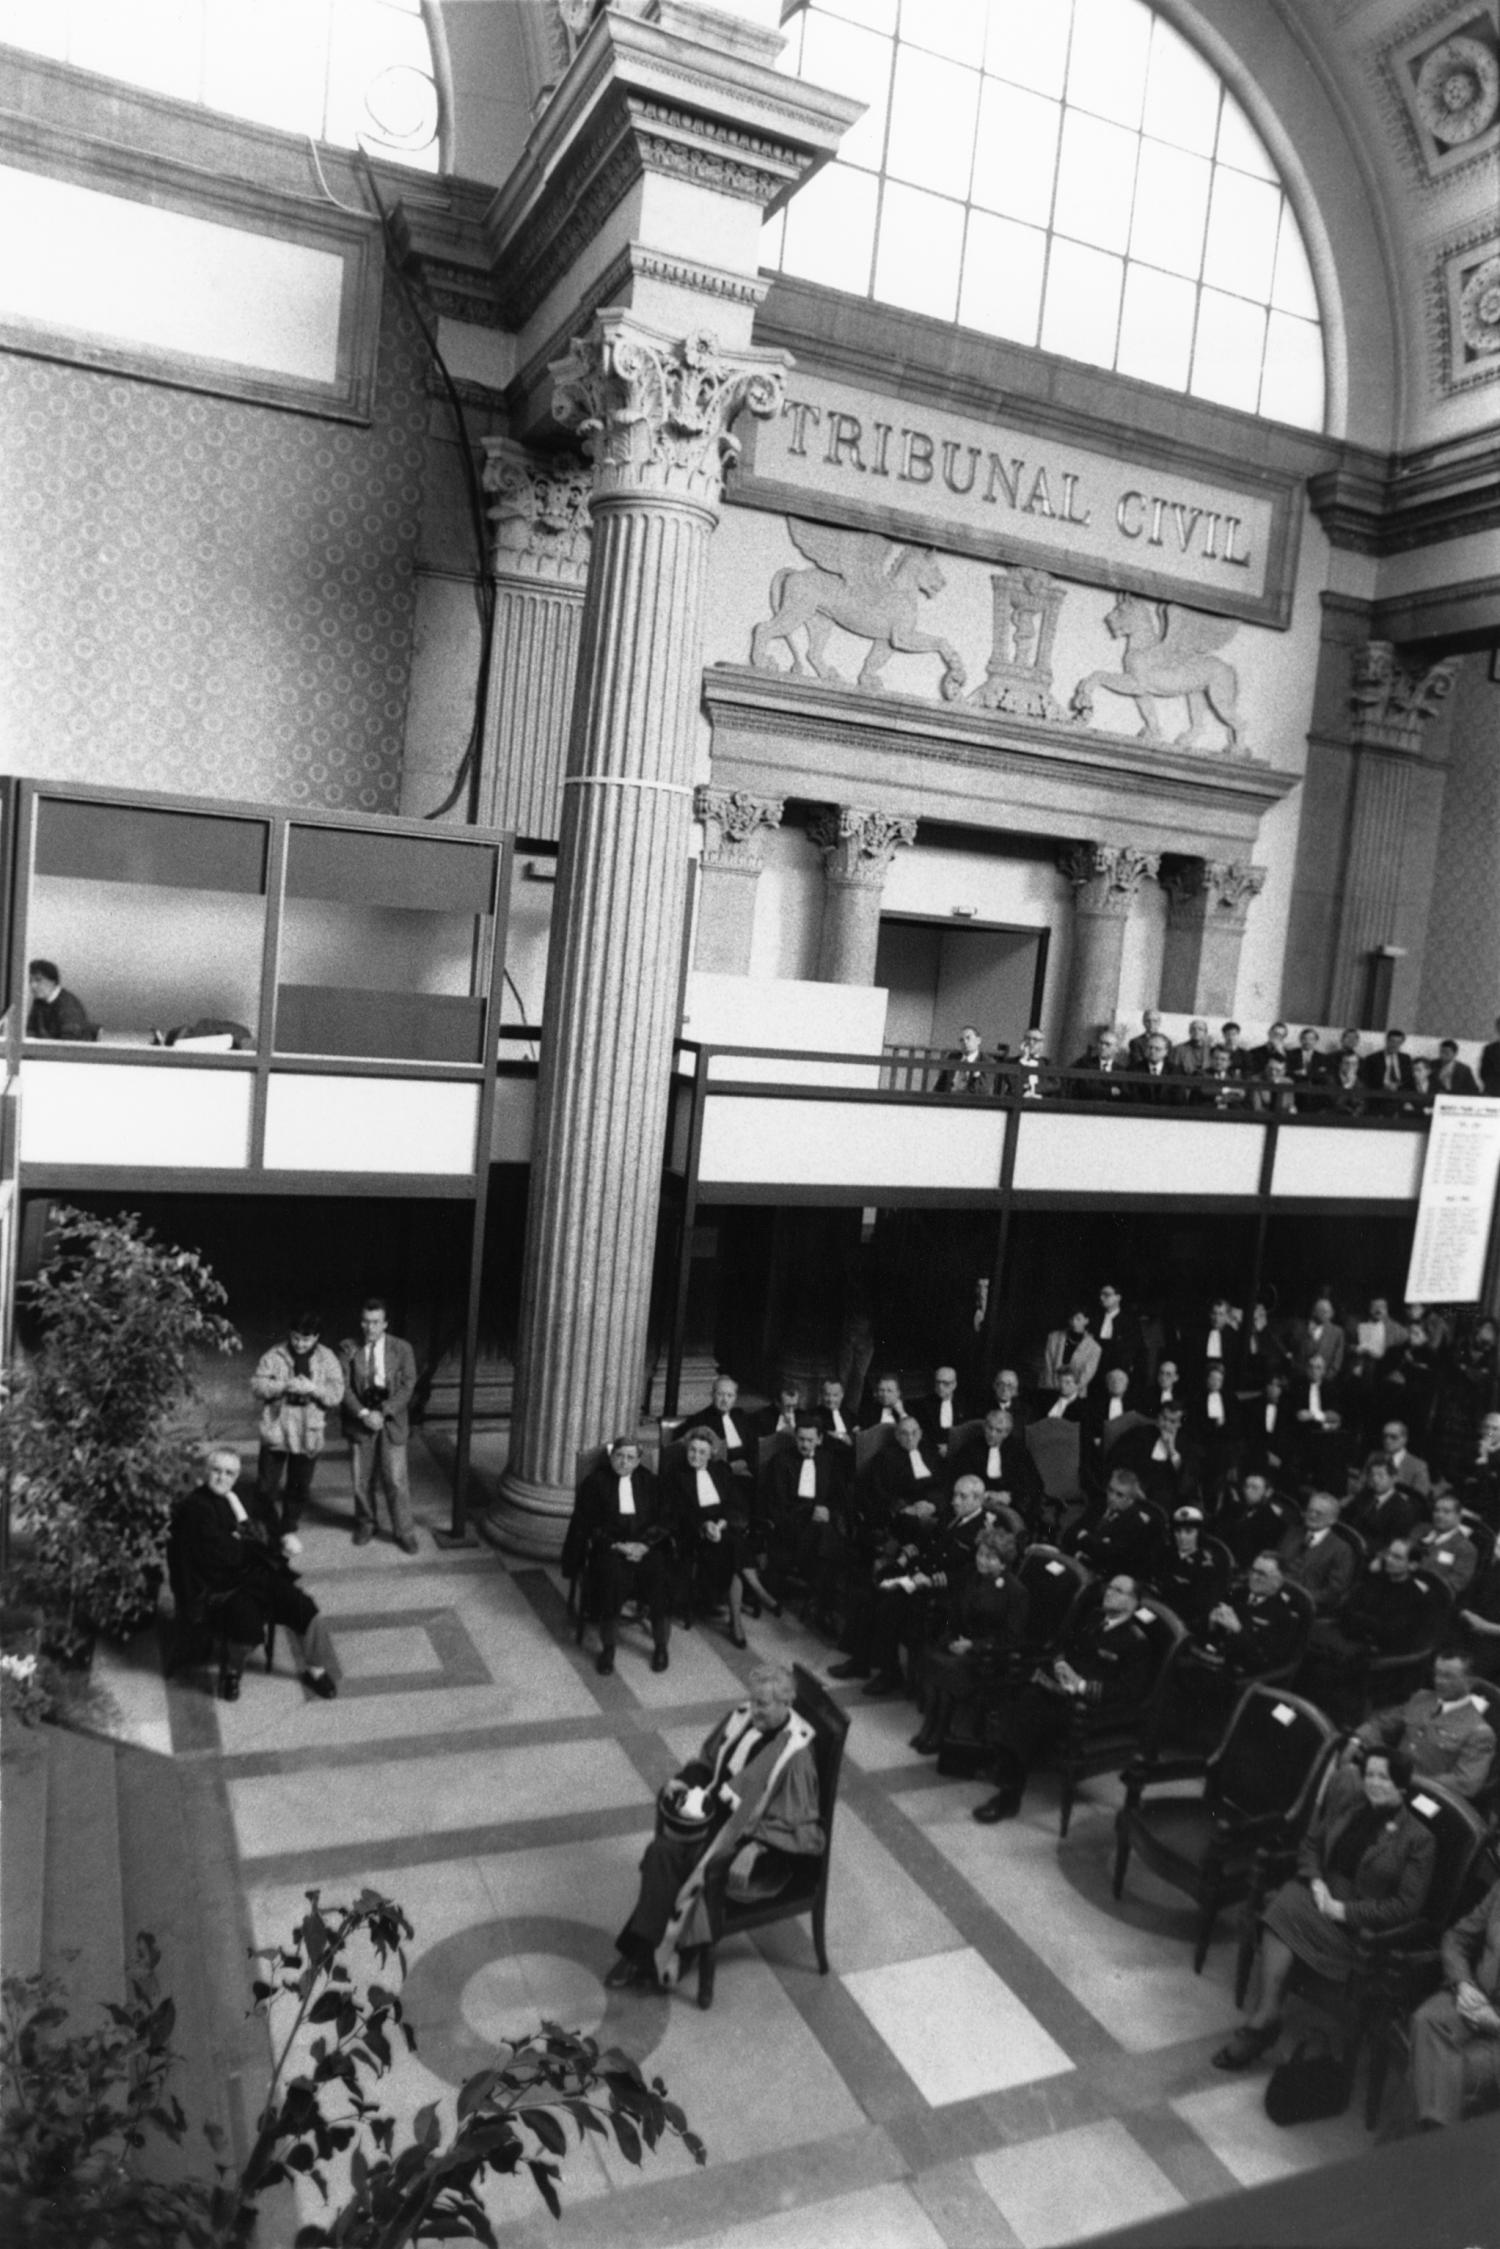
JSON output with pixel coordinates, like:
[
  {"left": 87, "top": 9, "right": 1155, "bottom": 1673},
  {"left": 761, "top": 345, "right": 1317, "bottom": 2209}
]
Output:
[{"left": 875, "top": 916, "right": 1048, "bottom": 1053}]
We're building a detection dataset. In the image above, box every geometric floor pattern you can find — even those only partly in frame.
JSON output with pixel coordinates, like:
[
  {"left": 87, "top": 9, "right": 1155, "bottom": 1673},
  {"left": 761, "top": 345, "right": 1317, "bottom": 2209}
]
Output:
[{"left": 149, "top": 1436, "right": 1375, "bottom": 2247}]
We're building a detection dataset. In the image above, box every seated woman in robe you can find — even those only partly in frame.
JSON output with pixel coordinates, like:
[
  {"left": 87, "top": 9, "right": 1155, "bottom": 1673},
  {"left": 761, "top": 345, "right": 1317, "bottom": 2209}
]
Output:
[{"left": 606, "top": 1662, "right": 825, "bottom": 1991}]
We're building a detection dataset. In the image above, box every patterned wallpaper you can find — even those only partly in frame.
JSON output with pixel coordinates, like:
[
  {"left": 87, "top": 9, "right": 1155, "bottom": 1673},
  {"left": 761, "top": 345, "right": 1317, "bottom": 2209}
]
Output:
[
  {"left": 0, "top": 283, "right": 428, "bottom": 812},
  {"left": 1419, "top": 654, "right": 1500, "bottom": 1037}
]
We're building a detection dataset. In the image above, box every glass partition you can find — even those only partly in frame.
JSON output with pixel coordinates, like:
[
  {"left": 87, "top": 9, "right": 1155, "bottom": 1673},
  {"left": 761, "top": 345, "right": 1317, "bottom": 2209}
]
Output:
[
  {"left": 275, "top": 824, "right": 495, "bottom": 1064},
  {"left": 27, "top": 799, "right": 268, "bottom": 1046}
]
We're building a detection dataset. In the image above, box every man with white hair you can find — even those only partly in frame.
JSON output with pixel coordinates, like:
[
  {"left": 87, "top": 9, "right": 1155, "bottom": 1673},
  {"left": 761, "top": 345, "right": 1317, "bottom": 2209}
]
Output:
[
  {"left": 168, "top": 1447, "right": 338, "bottom": 1702},
  {"left": 606, "top": 1662, "right": 824, "bottom": 1991}
]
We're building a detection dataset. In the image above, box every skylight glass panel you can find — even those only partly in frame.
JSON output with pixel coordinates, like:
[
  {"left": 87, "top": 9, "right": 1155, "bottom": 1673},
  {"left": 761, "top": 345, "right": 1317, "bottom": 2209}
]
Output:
[
  {"left": 983, "top": 0, "right": 1071, "bottom": 96},
  {"left": 1052, "top": 109, "right": 1137, "bottom": 255},
  {"left": 1141, "top": 14, "right": 1220, "bottom": 155},
  {"left": 1191, "top": 287, "right": 1267, "bottom": 410},
  {"left": 1270, "top": 201, "right": 1319, "bottom": 318},
  {"left": 1129, "top": 139, "right": 1210, "bottom": 277},
  {"left": 1041, "top": 236, "right": 1125, "bottom": 364},
  {"left": 820, "top": 0, "right": 898, "bottom": 32},
  {"left": 1259, "top": 311, "right": 1325, "bottom": 426},
  {"left": 901, "top": 0, "right": 987, "bottom": 68},
  {"left": 874, "top": 180, "right": 966, "bottom": 319},
  {"left": 1115, "top": 261, "right": 1196, "bottom": 389},
  {"left": 801, "top": 9, "right": 894, "bottom": 170},
  {"left": 1216, "top": 90, "right": 1277, "bottom": 179},
  {"left": 781, "top": 160, "right": 880, "bottom": 292},
  {"left": 959, "top": 208, "right": 1047, "bottom": 344},
  {"left": 1203, "top": 165, "right": 1280, "bottom": 301},
  {"left": 886, "top": 45, "right": 979, "bottom": 197},
  {"left": 1066, "top": 0, "right": 1151, "bottom": 129},
  {"left": 971, "top": 80, "right": 1061, "bottom": 228}
]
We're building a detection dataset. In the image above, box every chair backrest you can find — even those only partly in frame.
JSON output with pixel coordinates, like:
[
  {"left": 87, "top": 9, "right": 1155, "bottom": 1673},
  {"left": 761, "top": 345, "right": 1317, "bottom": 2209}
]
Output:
[
  {"left": 1026, "top": 1416, "right": 1083, "bottom": 1502},
  {"left": 1460, "top": 1511, "right": 1497, "bottom": 1569},
  {"left": 1397, "top": 1567, "right": 1456, "bottom": 1650},
  {"left": 757, "top": 1427, "right": 797, "bottom": 1475},
  {"left": 1400, "top": 1778, "right": 1491, "bottom": 1934},
  {"left": 944, "top": 1417, "right": 985, "bottom": 1462},
  {"left": 1131, "top": 1594, "right": 1189, "bottom": 1707},
  {"left": 1208, "top": 1684, "right": 1339, "bottom": 1825},
  {"left": 854, "top": 1423, "right": 898, "bottom": 1474},
  {"left": 1016, "top": 1544, "right": 1090, "bottom": 1644},
  {"left": 1202, "top": 1532, "right": 1236, "bottom": 1583},
  {"left": 1327, "top": 1517, "right": 1367, "bottom": 1567},
  {"left": 791, "top": 1661, "right": 852, "bottom": 1850},
  {"left": 1102, "top": 1410, "right": 1151, "bottom": 1457}
]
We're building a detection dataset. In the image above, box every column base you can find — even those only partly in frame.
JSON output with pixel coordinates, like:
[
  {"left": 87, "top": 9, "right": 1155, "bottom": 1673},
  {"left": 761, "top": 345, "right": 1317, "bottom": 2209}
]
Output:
[{"left": 485, "top": 1469, "right": 575, "bottom": 1559}]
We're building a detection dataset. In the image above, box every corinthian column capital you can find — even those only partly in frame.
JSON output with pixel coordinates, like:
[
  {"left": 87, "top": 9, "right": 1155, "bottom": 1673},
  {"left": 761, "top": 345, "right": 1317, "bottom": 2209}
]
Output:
[
  {"left": 551, "top": 312, "right": 787, "bottom": 508},
  {"left": 1349, "top": 642, "right": 1459, "bottom": 756},
  {"left": 1059, "top": 841, "right": 1161, "bottom": 915},
  {"left": 809, "top": 805, "right": 919, "bottom": 886},
  {"left": 694, "top": 786, "right": 785, "bottom": 871},
  {"left": 1163, "top": 857, "right": 1268, "bottom": 928},
  {"left": 482, "top": 438, "right": 593, "bottom": 587}
]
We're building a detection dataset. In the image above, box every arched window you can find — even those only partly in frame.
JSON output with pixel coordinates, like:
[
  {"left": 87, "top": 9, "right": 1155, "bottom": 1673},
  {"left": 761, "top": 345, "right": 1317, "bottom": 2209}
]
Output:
[
  {"left": 3, "top": 0, "right": 443, "bottom": 172},
  {"left": 766, "top": 0, "right": 1324, "bottom": 429}
]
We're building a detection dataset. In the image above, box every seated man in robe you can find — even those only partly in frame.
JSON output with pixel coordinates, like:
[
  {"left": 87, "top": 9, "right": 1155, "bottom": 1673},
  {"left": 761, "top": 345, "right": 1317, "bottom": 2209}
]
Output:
[
  {"left": 606, "top": 1662, "right": 825, "bottom": 1991},
  {"left": 562, "top": 1436, "right": 673, "bottom": 1677},
  {"left": 169, "top": 1446, "right": 338, "bottom": 1701}
]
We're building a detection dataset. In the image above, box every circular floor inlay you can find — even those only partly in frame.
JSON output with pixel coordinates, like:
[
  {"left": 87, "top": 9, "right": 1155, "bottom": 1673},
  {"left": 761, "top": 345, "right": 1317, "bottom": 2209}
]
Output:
[{"left": 460, "top": 1952, "right": 604, "bottom": 2045}]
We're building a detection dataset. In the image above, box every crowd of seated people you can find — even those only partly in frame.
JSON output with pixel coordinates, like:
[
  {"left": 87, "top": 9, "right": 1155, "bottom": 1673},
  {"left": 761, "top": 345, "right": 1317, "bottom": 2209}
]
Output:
[
  {"left": 928, "top": 1011, "right": 1500, "bottom": 1118},
  {"left": 564, "top": 1273, "right": 1500, "bottom": 2125}
]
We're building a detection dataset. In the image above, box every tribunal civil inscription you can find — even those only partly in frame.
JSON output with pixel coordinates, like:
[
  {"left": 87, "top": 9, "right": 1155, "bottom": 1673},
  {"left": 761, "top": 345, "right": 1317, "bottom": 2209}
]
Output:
[{"left": 736, "top": 372, "right": 1300, "bottom": 630}]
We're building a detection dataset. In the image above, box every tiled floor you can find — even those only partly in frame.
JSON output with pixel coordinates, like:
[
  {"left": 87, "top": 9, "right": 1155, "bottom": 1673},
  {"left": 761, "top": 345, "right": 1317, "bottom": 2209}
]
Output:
[{"left": 157, "top": 1437, "right": 1378, "bottom": 2246}]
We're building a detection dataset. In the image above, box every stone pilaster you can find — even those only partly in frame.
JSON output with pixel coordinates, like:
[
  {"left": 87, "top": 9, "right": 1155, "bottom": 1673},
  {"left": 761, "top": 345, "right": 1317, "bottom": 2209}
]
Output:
[
  {"left": 1159, "top": 859, "right": 1268, "bottom": 1017},
  {"left": 809, "top": 806, "right": 918, "bottom": 985},
  {"left": 1056, "top": 842, "right": 1160, "bottom": 1060},
  {"left": 494, "top": 314, "right": 786, "bottom": 1554},
  {"left": 1331, "top": 642, "right": 1459, "bottom": 1023},
  {"left": 693, "top": 786, "right": 784, "bottom": 975},
  {"left": 477, "top": 440, "right": 592, "bottom": 840}
]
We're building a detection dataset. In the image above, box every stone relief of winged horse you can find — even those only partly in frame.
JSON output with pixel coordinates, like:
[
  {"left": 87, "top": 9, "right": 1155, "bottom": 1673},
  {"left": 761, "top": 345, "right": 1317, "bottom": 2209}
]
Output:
[
  {"left": 1070, "top": 593, "right": 1242, "bottom": 751},
  {"left": 750, "top": 521, "right": 967, "bottom": 699}
]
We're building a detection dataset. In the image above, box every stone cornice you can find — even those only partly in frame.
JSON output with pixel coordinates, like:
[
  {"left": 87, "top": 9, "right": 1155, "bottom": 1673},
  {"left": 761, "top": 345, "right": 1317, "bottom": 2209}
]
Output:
[
  {"left": 1308, "top": 432, "right": 1500, "bottom": 555},
  {"left": 702, "top": 664, "right": 1297, "bottom": 857}
]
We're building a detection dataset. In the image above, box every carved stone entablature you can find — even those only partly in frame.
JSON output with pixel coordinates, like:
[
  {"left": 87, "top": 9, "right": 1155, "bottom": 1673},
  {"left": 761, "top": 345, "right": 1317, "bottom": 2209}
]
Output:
[
  {"left": 810, "top": 805, "right": 918, "bottom": 888},
  {"left": 551, "top": 315, "right": 786, "bottom": 509},
  {"left": 1059, "top": 842, "right": 1161, "bottom": 917},
  {"left": 1069, "top": 595, "right": 1244, "bottom": 754},
  {"left": 1162, "top": 857, "right": 1268, "bottom": 931},
  {"left": 1349, "top": 641, "right": 1459, "bottom": 753},
  {"left": 750, "top": 521, "right": 967, "bottom": 699},
  {"left": 694, "top": 786, "right": 784, "bottom": 871},
  {"left": 967, "top": 568, "right": 1065, "bottom": 719},
  {"left": 482, "top": 439, "right": 593, "bottom": 587}
]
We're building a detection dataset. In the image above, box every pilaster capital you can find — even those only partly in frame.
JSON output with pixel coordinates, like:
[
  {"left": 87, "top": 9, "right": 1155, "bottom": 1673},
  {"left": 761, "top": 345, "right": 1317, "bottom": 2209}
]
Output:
[
  {"left": 810, "top": 804, "right": 918, "bottom": 886},
  {"left": 1162, "top": 857, "right": 1268, "bottom": 929},
  {"left": 482, "top": 439, "right": 593, "bottom": 587},
  {"left": 694, "top": 786, "right": 785, "bottom": 871},
  {"left": 1349, "top": 642, "right": 1459, "bottom": 755},
  {"left": 551, "top": 312, "right": 787, "bottom": 508},
  {"left": 1059, "top": 841, "right": 1161, "bottom": 916}
]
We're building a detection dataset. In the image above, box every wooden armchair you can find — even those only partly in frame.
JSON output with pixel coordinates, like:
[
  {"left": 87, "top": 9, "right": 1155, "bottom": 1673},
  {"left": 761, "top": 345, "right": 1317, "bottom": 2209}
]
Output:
[
  {"left": 1113, "top": 1684, "right": 1338, "bottom": 1971},
  {"left": 695, "top": 1663, "right": 850, "bottom": 2011}
]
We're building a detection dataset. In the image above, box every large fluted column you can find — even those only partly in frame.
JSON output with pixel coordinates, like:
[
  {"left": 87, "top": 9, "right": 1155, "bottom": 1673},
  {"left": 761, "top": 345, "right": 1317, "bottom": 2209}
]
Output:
[
  {"left": 693, "top": 787, "right": 785, "bottom": 975},
  {"left": 477, "top": 440, "right": 593, "bottom": 840},
  {"left": 1057, "top": 842, "right": 1160, "bottom": 1060},
  {"left": 494, "top": 316, "right": 786, "bottom": 1554},
  {"left": 1159, "top": 859, "right": 1268, "bottom": 1017},
  {"left": 810, "top": 806, "right": 918, "bottom": 984}
]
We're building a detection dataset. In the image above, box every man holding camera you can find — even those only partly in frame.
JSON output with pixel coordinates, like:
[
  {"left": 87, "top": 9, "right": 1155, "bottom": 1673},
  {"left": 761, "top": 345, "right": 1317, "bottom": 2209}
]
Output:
[{"left": 340, "top": 1298, "right": 419, "bottom": 1552}]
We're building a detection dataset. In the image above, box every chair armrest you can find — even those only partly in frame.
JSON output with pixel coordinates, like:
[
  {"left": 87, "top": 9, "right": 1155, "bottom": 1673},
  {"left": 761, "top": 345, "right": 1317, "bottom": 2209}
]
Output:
[{"left": 1121, "top": 1751, "right": 1211, "bottom": 1795}]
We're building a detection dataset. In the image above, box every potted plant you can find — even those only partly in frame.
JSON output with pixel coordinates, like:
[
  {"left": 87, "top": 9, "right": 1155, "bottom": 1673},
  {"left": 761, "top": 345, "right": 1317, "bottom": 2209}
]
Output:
[{"left": 4, "top": 1207, "right": 239, "bottom": 1662}]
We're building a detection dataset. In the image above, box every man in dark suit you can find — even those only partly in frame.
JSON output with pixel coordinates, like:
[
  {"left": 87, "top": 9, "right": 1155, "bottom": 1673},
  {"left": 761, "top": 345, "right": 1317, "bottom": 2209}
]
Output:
[
  {"left": 753, "top": 1377, "right": 804, "bottom": 1447},
  {"left": 1278, "top": 1492, "right": 1356, "bottom": 1615},
  {"left": 25, "top": 957, "right": 97, "bottom": 1042},
  {"left": 1292, "top": 1297, "right": 1347, "bottom": 1382},
  {"left": 1129, "top": 1031, "right": 1176, "bottom": 1103},
  {"left": 950, "top": 1408, "right": 1044, "bottom": 1522},
  {"left": 1480, "top": 1016, "right": 1500, "bottom": 1096},
  {"left": 169, "top": 1447, "right": 337, "bottom": 1700},
  {"left": 694, "top": 1373, "right": 756, "bottom": 1479},
  {"left": 1239, "top": 1373, "right": 1293, "bottom": 1484},
  {"left": 1071, "top": 1029, "right": 1128, "bottom": 1102},
  {"left": 1363, "top": 1417, "right": 1432, "bottom": 1504},
  {"left": 1126, "top": 1010, "right": 1165, "bottom": 1068},
  {"left": 937, "top": 1025, "right": 990, "bottom": 1095},
  {"left": 760, "top": 1420, "right": 842, "bottom": 1604},
  {"left": 813, "top": 1376, "right": 857, "bottom": 1463},
  {"left": 1095, "top": 1284, "right": 1146, "bottom": 1386},
  {"left": 915, "top": 1365, "right": 971, "bottom": 1454},
  {"left": 562, "top": 1436, "right": 673, "bottom": 1676},
  {"left": 1114, "top": 1405, "right": 1197, "bottom": 1512},
  {"left": 971, "top": 1574, "right": 1153, "bottom": 1821},
  {"left": 1433, "top": 1040, "right": 1480, "bottom": 1097},
  {"left": 1185, "top": 1550, "right": 1303, "bottom": 1685},
  {"left": 1072, "top": 1467, "right": 1162, "bottom": 1580},
  {"left": 1360, "top": 1028, "right": 1415, "bottom": 1098},
  {"left": 1248, "top": 1021, "right": 1292, "bottom": 1075},
  {"left": 1083, "top": 1365, "right": 1138, "bottom": 1494},
  {"left": 339, "top": 1298, "right": 420, "bottom": 1552},
  {"left": 1288, "top": 1026, "right": 1327, "bottom": 1096},
  {"left": 1213, "top": 1470, "right": 1296, "bottom": 1571},
  {"left": 858, "top": 1371, "right": 908, "bottom": 1432},
  {"left": 1346, "top": 1454, "right": 1422, "bottom": 1546}
]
